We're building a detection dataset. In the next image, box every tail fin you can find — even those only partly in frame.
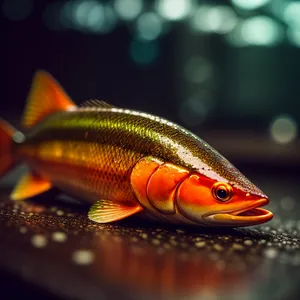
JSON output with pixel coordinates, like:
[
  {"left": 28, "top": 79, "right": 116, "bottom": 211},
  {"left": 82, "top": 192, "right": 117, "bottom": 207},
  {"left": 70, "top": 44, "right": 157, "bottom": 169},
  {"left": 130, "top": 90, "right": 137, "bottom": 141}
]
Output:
[
  {"left": 0, "top": 119, "right": 16, "bottom": 178},
  {"left": 21, "top": 70, "right": 77, "bottom": 129}
]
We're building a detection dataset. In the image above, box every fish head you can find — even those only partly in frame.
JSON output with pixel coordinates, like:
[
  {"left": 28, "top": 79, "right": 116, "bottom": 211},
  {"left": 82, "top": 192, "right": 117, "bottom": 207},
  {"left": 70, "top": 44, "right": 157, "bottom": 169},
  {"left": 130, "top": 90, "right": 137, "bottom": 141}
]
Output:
[{"left": 176, "top": 173, "right": 273, "bottom": 227}]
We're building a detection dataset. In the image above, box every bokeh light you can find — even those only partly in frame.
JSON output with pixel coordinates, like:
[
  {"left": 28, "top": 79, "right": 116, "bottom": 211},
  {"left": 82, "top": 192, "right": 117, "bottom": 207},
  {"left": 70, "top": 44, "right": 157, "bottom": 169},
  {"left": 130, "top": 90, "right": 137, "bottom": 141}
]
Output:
[
  {"left": 283, "top": 2, "right": 300, "bottom": 29},
  {"left": 231, "top": 0, "right": 271, "bottom": 11},
  {"left": 184, "top": 56, "right": 213, "bottom": 84},
  {"left": 241, "top": 16, "right": 283, "bottom": 46},
  {"left": 136, "top": 12, "right": 163, "bottom": 41},
  {"left": 73, "top": 0, "right": 103, "bottom": 29},
  {"left": 57, "top": 0, "right": 117, "bottom": 34},
  {"left": 287, "top": 28, "right": 300, "bottom": 47},
  {"left": 86, "top": 4, "right": 105, "bottom": 31},
  {"left": 190, "top": 5, "right": 237, "bottom": 34},
  {"left": 114, "top": 0, "right": 143, "bottom": 21},
  {"left": 225, "top": 20, "right": 250, "bottom": 47},
  {"left": 129, "top": 40, "right": 159, "bottom": 65},
  {"left": 270, "top": 115, "right": 298, "bottom": 144},
  {"left": 2, "top": 0, "right": 33, "bottom": 21},
  {"left": 155, "top": 0, "right": 192, "bottom": 21},
  {"left": 96, "top": 5, "right": 117, "bottom": 34},
  {"left": 179, "top": 90, "right": 215, "bottom": 126}
]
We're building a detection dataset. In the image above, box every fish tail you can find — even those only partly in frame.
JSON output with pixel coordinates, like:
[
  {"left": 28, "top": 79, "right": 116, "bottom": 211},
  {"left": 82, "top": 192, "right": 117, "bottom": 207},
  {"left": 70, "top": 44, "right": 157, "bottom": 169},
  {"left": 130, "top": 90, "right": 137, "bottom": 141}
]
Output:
[
  {"left": 0, "top": 118, "right": 18, "bottom": 178},
  {"left": 21, "top": 70, "right": 77, "bottom": 129}
]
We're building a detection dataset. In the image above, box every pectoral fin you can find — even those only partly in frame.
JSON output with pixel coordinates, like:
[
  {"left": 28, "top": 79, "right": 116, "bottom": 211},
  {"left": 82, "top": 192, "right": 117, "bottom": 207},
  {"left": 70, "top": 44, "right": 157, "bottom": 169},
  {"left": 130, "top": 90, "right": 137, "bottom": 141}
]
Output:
[
  {"left": 88, "top": 199, "right": 143, "bottom": 223},
  {"left": 10, "top": 172, "right": 52, "bottom": 201}
]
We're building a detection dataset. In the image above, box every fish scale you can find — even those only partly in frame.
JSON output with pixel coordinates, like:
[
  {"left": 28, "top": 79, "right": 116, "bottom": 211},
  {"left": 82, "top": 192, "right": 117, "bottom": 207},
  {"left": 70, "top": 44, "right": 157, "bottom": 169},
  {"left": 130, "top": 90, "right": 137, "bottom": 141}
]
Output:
[
  {"left": 0, "top": 70, "right": 273, "bottom": 227},
  {"left": 20, "top": 140, "right": 140, "bottom": 205},
  {"left": 20, "top": 108, "right": 263, "bottom": 195}
]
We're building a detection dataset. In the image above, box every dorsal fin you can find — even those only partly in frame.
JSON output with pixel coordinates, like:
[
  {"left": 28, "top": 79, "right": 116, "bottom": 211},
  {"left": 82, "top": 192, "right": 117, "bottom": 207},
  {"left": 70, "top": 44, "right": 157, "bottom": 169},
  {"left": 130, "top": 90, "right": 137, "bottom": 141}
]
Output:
[
  {"left": 21, "top": 70, "right": 77, "bottom": 129},
  {"left": 80, "top": 99, "right": 117, "bottom": 109}
]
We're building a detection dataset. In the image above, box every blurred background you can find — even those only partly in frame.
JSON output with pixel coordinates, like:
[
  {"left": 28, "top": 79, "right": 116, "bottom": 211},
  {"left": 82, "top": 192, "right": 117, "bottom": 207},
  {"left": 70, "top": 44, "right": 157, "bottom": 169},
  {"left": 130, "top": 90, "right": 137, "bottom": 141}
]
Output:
[
  {"left": 1, "top": 0, "right": 300, "bottom": 165},
  {"left": 1, "top": 0, "right": 300, "bottom": 224},
  {"left": 1, "top": 0, "right": 300, "bottom": 214},
  {"left": 1, "top": 0, "right": 300, "bottom": 177},
  {"left": 1, "top": 2, "right": 300, "bottom": 299}
]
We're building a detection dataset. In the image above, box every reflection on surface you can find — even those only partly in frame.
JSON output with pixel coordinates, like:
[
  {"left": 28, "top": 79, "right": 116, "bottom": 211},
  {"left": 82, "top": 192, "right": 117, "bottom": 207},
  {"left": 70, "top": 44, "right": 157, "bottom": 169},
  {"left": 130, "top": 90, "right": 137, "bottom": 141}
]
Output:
[
  {"left": 92, "top": 234, "right": 258, "bottom": 297},
  {"left": 0, "top": 188, "right": 300, "bottom": 299}
]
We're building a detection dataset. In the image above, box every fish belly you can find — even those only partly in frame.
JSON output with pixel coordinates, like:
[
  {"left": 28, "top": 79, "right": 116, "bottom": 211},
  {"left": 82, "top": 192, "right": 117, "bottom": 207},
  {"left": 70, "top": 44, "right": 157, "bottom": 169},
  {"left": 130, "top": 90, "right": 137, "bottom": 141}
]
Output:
[{"left": 17, "top": 140, "right": 141, "bottom": 205}]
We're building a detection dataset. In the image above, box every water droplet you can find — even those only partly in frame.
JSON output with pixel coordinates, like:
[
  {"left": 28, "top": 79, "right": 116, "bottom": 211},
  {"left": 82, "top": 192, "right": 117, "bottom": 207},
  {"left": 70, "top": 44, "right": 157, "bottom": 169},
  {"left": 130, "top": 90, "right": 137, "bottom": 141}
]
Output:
[
  {"left": 19, "top": 226, "right": 28, "bottom": 234},
  {"left": 152, "top": 238, "right": 160, "bottom": 246},
  {"left": 13, "top": 131, "right": 25, "bottom": 143},
  {"left": 141, "top": 233, "right": 148, "bottom": 239},
  {"left": 195, "top": 241, "right": 206, "bottom": 248},
  {"left": 264, "top": 247, "right": 278, "bottom": 259},
  {"left": 232, "top": 243, "right": 244, "bottom": 251},
  {"left": 56, "top": 210, "right": 64, "bottom": 216},
  {"left": 169, "top": 239, "right": 178, "bottom": 246},
  {"left": 72, "top": 249, "right": 95, "bottom": 265},
  {"left": 52, "top": 231, "right": 67, "bottom": 242},
  {"left": 31, "top": 234, "right": 48, "bottom": 248},
  {"left": 244, "top": 240, "right": 253, "bottom": 246},
  {"left": 213, "top": 244, "right": 224, "bottom": 252}
]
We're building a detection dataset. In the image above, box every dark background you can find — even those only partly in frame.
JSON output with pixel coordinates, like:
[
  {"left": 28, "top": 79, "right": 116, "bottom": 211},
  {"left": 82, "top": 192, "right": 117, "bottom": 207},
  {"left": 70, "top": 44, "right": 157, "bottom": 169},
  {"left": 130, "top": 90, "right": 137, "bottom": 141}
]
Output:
[
  {"left": 2, "top": 0, "right": 300, "bottom": 133},
  {"left": 1, "top": 1, "right": 300, "bottom": 300}
]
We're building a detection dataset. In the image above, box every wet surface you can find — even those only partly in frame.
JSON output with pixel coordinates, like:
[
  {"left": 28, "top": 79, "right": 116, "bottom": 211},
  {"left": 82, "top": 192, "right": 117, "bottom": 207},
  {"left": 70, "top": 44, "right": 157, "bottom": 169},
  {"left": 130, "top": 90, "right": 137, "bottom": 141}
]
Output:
[{"left": 1, "top": 167, "right": 300, "bottom": 300}]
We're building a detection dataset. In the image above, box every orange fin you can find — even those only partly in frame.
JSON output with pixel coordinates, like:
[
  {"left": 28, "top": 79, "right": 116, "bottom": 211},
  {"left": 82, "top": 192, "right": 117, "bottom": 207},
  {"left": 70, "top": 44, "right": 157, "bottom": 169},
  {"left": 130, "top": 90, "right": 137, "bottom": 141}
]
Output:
[
  {"left": 22, "top": 70, "right": 77, "bottom": 129},
  {"left": 88, "top": 199, "right": 143, "bottom": 223},
  {"left": 0, "top": 119, "right": 17, "bottom": 178},
  {"left": 10, "top": 172, "right": 52, "bottom": 201}
]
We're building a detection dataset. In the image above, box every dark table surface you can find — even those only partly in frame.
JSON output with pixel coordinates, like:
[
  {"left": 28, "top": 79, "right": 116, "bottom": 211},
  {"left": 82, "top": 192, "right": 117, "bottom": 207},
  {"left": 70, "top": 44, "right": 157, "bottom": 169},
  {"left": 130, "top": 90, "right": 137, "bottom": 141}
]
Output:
[{"left": 0, "top": 165, "right": 300, "bottom": 300}]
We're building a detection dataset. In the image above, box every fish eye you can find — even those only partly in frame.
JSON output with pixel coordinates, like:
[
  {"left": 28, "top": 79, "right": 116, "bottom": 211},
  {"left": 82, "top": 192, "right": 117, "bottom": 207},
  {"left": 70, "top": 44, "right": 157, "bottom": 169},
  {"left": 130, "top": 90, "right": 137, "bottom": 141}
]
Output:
[{"left": 212, "top": 182, "right": 233, "bottom": 202}]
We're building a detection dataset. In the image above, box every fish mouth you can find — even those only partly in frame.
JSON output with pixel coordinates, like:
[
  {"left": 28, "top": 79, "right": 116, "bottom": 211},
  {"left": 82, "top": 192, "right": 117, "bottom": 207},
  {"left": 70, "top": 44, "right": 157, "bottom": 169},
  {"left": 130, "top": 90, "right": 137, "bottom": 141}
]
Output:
[{"left": 203, "top": 198, "right": 273, "bottom": 227}]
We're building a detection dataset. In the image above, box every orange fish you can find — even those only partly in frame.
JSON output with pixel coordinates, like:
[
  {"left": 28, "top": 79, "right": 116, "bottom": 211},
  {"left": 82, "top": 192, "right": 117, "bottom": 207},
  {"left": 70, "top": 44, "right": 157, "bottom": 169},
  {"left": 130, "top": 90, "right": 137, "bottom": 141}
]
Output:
[{"left": 0, "top": 71, "right": 273, "bottom": 227}]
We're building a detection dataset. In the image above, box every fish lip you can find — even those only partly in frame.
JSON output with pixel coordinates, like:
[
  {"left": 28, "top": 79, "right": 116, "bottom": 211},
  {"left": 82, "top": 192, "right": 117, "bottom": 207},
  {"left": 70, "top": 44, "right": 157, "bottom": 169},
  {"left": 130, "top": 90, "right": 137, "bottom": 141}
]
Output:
[{"left": 202, "top": 198, "right": 274, "bottom": 227}]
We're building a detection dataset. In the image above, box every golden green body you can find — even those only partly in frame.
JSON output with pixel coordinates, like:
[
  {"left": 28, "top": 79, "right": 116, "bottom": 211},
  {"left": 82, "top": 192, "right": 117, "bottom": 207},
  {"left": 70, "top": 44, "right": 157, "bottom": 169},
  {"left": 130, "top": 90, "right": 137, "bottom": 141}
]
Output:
[
  {"left": 14, "top": 107, "right": 262, "bottom": 205},
  {"left": 0, "top": 70, "right": 272, "bottom": 227}
]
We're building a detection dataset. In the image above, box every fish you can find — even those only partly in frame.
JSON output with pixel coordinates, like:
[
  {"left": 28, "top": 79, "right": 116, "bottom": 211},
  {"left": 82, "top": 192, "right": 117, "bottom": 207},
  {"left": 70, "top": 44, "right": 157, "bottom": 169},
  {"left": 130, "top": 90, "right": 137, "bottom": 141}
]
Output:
[{"left": 0, "top": 70, "right": 273, "bottom": 227}]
